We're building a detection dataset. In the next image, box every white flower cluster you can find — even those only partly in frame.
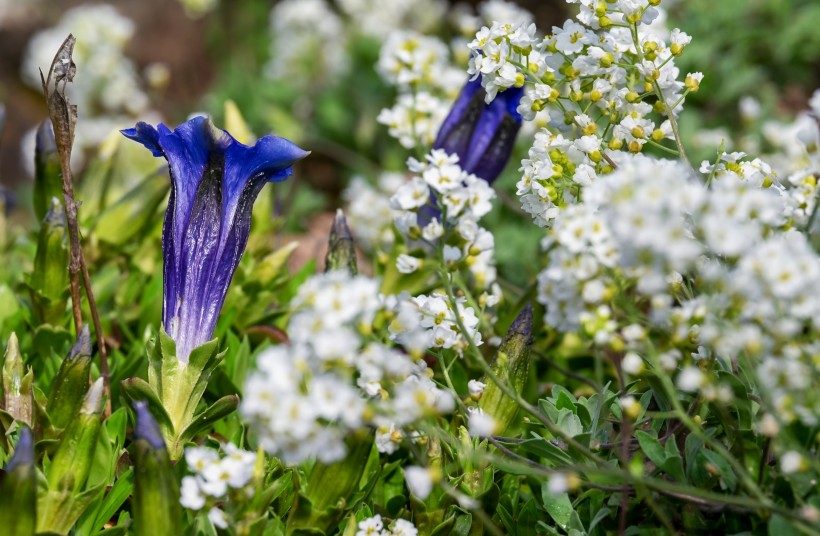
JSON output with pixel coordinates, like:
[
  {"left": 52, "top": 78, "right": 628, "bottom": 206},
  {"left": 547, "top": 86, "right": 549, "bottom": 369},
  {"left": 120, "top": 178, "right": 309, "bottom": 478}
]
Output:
[
  {"left": 377, "top": 92, "right": 451, "bottom": 150},
  {"left": 266, "top": 0, "right": 348, "bottom": 88},
  {"left": 536, "top": 153, "right": 820, "bottom": 425},
  {"left": 336, "top": 0, "right": 446, "bottom": 40},
  {"left": 180, "top": 444, "right": 256, "bottom": 529},
  {"left": 377, "top": 32, "right": 462, "bottom": 92},
  {"left": 753, "top": 88, "right": 820, "bottom": 227},
  {"left": 376, "top": 32, "right": 462, "bottom": 150},
  {"left": 389, "top": 149, "right": 499, "bottom": 290},
  {"left": 390, "top": 291, "right": 484, "bottom": 356},
  {"left": 21, "top": 5, "right": 150, "bottom": 159},
  {"left": 464, "top": 1, "right": 701, "bottom": 226},
  {"left": 356, "top": 514, "right": 418, "bottom": 536},
  {"left": 241, "top": 271, "right": 455, "bottom": 464},
  {"left": 343, "top": 173, "right": 405, "bottom": 250}
]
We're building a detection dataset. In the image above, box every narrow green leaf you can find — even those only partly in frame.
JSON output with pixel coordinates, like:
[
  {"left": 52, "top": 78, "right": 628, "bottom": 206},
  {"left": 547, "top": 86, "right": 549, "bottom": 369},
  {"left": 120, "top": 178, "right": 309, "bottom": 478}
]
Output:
[{"left": 635, "top": 430, "right": 666, "bottom": 468}]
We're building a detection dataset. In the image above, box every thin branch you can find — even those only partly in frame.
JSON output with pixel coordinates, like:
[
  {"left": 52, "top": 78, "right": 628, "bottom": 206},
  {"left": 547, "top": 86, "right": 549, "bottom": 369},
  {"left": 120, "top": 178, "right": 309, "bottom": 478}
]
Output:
[
  {"left": 79, "top": 255, "right": 109, "bottom": 415},
  {"left": 489, "top": 436, "right": 553, "bottom": 473}
]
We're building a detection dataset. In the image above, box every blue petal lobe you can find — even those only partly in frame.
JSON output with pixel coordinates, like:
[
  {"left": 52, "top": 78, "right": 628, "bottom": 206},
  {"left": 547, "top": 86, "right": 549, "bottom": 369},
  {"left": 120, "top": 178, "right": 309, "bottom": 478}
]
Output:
[{"left": 120, "top": 122, "right": 163, "bottom": 157}]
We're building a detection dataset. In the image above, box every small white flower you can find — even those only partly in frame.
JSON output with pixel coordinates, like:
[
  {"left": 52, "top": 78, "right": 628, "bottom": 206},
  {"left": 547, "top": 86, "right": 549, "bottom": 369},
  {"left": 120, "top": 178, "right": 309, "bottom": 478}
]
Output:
[
  {"left": 677, "top": 366, "right": 703, "bottom": 392},
  {"left": 405, "top": 465, "right": 434, "bottom": 499},
  {"left": 468, "top": 408, "right": 497, "bottom": 438},
  {"left": 467, "top": 379, "right": 487, "bottom": 398},
  {"left": 390, "top": 178, "right": 430, "bottom": 210},
  {"left": 391, "top": 518, "right": 419, "bottom": 536},
  {"left": 758, "top": 414, "right": 780, "bottom": 437},
  {"left": 356, "top": 514, "right": 384, "bottom": 536},
  {"left": 547, "top": 473, "right": 569, "bottom": 494},
  {"left": 180, "top": 476, "right": 206, "bottom": 510},
  {"left": 422, "top": 218, "right": 444, "bottom": 241},
  {"left": 185, "top": 446, "right": 219, "bottom": 473},
  {"left": 208, "top": 507, "right": 228, "bottom": 529},
  {"left": 621, "top": 352, "right": 644, "bottom": 375},
  {"left": 780, "top": 451, "right": 805, "bottom": 474},
  {"left": 397, "top": 254, "right": 422, "bottom": 274}
]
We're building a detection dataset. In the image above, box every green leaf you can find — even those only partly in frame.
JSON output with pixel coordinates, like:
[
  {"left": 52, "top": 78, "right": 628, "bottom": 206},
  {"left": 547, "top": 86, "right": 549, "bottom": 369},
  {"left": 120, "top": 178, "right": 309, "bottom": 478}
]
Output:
[
  {"left": 447, "top": 513, "right": 471, "bottom": 536},
  {"left": 538, "top": 399, "right": 559, "bottom": 423},
  {"left": 178, "top": 394, "right": 240, "bottom": 446},
  {"left": 92, "top": 172, "right": 168, "bottom": 246},
  {"left": 555, "top": 390, "right": 576, "bottom": 413},
  {"left": 635, "top": 430, "right": 666, "bottom": 468},
  {"left": 120, "top": 377, "right": 173, "bottom": 431},
  {"left": 541, "top": 485, "right": 574, "bottom": 531},
  {"left": 76, "top": 468, "right": 134, "bottom": 535},
  {"left": 516, "top": 434, "right": 574, "bottom": 465},
  {"left": 588, "top": 507, "right": 612, "bottom": 532},
  {"left": 701, "top": 449, "right": 737, "bottom": 492},
  {"left": 556, "top": 409, "right": 583, "bottom": 438},
  {"left": 768, "top": 514, "right": 801, "bottom": 536}
]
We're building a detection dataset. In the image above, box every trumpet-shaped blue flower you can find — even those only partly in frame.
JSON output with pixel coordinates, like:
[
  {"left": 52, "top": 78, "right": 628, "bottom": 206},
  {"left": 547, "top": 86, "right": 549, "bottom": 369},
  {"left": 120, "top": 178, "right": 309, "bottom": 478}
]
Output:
[
  {"left": 122, "top": 117, "right": 308, "bottom": 363},
  {"left": 434, "top": 79, "right": 523, "bottom": 183}
]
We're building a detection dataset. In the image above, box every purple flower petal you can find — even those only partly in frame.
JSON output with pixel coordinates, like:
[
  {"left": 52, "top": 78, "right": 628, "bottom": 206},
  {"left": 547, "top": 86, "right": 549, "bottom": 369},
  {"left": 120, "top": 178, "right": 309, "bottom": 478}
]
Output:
[{"left": 122, "top": 116, "right": 308, "bottom": 362}]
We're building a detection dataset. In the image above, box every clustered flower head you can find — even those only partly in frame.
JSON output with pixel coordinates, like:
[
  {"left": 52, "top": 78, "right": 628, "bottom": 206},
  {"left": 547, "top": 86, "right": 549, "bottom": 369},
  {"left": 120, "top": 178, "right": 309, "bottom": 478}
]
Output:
[
  {"left": 241, "top": 271, "right": 455, "bottom": 464},
  {"left": 389, "top": 291, "right": 484, "bottom": 356},
  {"left": 180, "top": 444, "right": 257, "bottom": 529},
  {"left": 266, "top": 0, "right": 348, "bottom": 87},
  {"left": 376, "top": 31, "right": 462, "bottom": 150},
  {"left": 344, "top": 173, "right": 406, "bottom": 250},
  {"left": 389, "top": 149, "right": 500, "bottom": 290},
  {"left": 461, "top": 0, "right": 701, "bottom": 228},
  {"left": 535, "top": 152, "right": 820, "bottom": 426},
  {"left": 750, "top": 88, "right": 820, "bottom": 228},
  {"left": 356, "top": 514, "right": 418, "bottom": 536}
]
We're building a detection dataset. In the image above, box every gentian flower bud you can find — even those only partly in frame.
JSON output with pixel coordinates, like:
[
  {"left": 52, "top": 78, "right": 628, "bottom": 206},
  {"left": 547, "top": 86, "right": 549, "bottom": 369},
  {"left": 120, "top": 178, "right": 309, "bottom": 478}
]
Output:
[
  {"left": 2, "top": 333, "right": 34, "bottom": 427},
  {"left": 33, "top": 119, "right": 62, "bottom": 222},
  {"left": 29, "top": 198, "right": 69, "bottom": 325},
  {"left": 38, "top": 379, "right": 105, "bottom": 535},
  {"left": 434, "top": 79, "right": 524, "bottom": 184},
  {"left": 131, "top": 401, "right": 182, "bottom": 536},
  {"left": 324, "top": 209, "right": 357, "bottom": 274},
  {"left": 479, "top": 303, "right": 533, "bottom": 436},
  {"left": 47, "top": 325, "right": 93, "bottom": 430},
  {"left": 0, "top": 426, "right": 36, "bottom": 535},
  {"left": 122, "top": 116, "right": 309, "bottom": 363}
]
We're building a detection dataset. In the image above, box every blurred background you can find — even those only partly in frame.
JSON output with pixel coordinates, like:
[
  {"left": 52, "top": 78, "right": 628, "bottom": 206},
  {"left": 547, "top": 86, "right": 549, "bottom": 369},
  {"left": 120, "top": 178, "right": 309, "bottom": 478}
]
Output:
[{"left": 1, "top": 0, "right": 819, "bottom": 227}]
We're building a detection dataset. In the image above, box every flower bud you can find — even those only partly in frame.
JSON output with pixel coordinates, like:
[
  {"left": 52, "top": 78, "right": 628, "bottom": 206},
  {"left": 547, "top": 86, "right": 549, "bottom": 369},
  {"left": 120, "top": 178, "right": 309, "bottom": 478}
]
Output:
[
  {"left": 131, "top": 401, "right": 182, "bottom": 536},
  {"left": 433, "top": 79, "right": 523, "bottom": 184},
  {"left": 479, "top": 303, "right": 533, "bottom": 436},
  {"left": 29, "top": 198, "right": 69, "bottom": 324},
  {"left": 33, "top": 119, "right": 62, "bottom": 222},
  {"left": 324, "top": 209, "right": 358, "bottom": 274},
  {"left": 45, "top": 378, "right": 104, "bottom": 493},
  {"left": 2, "top": 333, "right": 34, "bottom": 427},
  {"left": 0, "top": 427, "right": 36, "bottom": 536},
  {"left": 47, "top": 325, "right": 93, "bottom": 430},
  {"left": 685, "top": 72, "right": 703, "bottom": 92}
]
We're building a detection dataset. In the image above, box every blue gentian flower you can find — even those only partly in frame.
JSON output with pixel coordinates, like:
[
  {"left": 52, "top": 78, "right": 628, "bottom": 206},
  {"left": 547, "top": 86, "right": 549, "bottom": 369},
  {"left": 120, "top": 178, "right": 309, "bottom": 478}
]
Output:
[
  {"left": 122, "top": 117, "right": 308, "bottom": 363},
  {"left": 434, "top": 79, "right": 524, "bottom": 183}
]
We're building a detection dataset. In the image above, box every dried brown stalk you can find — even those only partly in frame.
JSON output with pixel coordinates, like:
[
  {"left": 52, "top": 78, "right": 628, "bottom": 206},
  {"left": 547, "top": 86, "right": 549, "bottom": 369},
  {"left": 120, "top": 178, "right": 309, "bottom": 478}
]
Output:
[{"left": 40, "top": 34, "right": 110, "bottom": 415}]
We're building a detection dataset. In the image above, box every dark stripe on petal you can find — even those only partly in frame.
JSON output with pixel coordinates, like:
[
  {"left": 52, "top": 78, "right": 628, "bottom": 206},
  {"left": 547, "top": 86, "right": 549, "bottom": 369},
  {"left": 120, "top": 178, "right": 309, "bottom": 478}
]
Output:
[
  {"left": 173, "top": 150, "right": 225, "bottom": 362},
  {"left": 466, "top": 113, "right": 522, "bottom": 183}
]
